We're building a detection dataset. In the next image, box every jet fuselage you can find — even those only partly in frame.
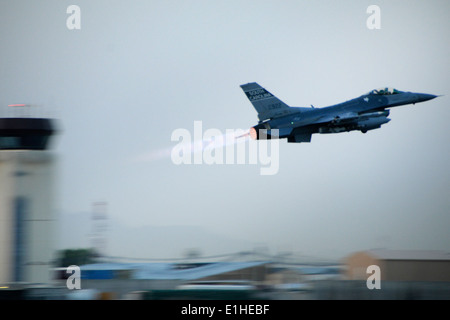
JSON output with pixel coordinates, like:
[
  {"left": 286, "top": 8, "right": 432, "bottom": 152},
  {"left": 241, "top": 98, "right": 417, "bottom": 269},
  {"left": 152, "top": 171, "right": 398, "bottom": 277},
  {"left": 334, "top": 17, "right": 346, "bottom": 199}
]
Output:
[{"left": 241, "top": 83, "right": 437, "bottom": 143}]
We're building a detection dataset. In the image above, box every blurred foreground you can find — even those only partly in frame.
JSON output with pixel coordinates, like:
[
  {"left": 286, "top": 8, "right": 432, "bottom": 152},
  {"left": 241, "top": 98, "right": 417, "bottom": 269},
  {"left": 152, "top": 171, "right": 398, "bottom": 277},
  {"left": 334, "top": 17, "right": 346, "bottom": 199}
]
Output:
[{"left": 1, "top": 249, "right": 450, "bottom": 300}]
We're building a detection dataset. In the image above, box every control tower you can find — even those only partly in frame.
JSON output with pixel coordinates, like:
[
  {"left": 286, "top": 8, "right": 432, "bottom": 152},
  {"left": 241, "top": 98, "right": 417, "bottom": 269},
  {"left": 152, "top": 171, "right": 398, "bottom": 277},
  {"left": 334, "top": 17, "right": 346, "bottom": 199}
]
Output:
[{"left": 0, "top": 115, "right": 58, "bottom": 286}]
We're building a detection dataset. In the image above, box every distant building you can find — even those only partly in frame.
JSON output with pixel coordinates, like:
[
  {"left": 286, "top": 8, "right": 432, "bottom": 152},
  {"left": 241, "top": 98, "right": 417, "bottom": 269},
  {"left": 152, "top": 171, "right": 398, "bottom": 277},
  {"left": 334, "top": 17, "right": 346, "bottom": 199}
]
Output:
[
  {"left": 59, "top": 261, "right": 270, "bottom": 299},
  {"left": 67, "top": 261, "right": 343, "bottom": 299},
  {"left": 80, "top": 261, "right": 268, "bottom": 282},
  {"left": 266, "top": 267, "right": 304, "bottom": 288},
  {"left": 345, "top": 249, "right": 450, "bottom": 282}
]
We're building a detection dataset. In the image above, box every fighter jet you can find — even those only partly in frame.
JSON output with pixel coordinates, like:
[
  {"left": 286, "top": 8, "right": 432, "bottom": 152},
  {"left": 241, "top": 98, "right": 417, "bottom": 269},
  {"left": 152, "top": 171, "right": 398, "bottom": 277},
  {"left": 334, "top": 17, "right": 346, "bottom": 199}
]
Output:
[{"left": 240, "top": 82, "right": 438, "bottom": 143}]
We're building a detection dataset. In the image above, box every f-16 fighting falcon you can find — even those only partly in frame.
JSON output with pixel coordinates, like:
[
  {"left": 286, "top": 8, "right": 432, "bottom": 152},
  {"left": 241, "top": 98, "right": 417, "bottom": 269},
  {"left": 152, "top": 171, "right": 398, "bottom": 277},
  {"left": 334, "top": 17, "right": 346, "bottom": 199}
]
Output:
[{"left": 240, "top": 82, "right": 438, "bottom": 143}]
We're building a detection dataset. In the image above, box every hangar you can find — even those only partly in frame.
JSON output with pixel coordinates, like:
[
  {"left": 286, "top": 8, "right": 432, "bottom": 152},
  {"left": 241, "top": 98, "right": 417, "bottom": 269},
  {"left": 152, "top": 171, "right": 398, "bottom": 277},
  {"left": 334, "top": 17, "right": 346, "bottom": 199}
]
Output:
[{"left": 345, "top": 249, "right": 450, "bottom": 282}]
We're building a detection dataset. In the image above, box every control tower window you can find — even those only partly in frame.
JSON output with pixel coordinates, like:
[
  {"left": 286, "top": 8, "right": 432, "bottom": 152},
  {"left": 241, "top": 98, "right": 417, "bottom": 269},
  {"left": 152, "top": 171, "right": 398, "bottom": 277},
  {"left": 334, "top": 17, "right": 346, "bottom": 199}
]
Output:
[
  {"left": 0, "top": 135, "right": 50, "bottom": 150},
  {"left": 0, "top": 118, "right": 55, "bottom": 150},
  {"left": 0, "top": 136, "right": 20, "bottom": 149}
]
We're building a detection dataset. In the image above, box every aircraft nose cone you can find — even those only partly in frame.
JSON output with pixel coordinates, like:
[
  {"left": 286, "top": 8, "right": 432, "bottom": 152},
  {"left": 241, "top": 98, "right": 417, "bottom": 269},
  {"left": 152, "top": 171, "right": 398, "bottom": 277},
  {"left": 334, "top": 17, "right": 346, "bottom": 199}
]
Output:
[{"left": 416, "top": 93, "right": 438, "bottom": 102}]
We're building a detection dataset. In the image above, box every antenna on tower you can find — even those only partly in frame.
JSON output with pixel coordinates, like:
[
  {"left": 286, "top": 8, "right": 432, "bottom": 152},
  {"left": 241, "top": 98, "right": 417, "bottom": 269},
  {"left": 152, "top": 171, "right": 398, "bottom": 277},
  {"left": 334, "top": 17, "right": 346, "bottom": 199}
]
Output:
[{"left": 91, "top": 202, "right": 108, "bottom": 261}]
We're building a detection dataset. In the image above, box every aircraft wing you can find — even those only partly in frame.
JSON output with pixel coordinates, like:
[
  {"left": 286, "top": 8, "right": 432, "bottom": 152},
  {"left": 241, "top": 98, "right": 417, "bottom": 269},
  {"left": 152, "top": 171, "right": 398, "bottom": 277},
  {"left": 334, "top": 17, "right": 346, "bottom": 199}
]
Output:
[
  {"left": 312, "top": 112, "right": 359, "bottom": 125},
  {"left": 307, "top": 111, "right": 389, "bottom": 126}
]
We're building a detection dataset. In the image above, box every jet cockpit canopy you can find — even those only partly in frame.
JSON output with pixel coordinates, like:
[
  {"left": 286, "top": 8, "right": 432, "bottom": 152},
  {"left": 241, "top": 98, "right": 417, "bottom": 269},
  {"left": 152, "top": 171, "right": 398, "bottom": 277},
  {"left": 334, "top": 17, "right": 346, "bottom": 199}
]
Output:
[{"left": 369, "top": 87, "right": 403, "bottom": 95}]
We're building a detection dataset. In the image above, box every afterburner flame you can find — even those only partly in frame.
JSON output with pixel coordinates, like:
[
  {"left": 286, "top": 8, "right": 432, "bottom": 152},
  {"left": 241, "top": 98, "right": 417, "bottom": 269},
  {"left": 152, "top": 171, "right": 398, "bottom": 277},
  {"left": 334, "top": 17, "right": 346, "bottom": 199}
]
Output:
[{"left": 250, "top": 127, "right": 257, "bottom": 140}]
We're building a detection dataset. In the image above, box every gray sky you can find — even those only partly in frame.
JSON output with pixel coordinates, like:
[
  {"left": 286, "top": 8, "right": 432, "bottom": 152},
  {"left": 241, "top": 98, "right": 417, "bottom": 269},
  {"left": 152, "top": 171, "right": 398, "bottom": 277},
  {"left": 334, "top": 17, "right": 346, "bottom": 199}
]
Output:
[{"left": 1, "top": 0, "right": 449, "bottom": 260}]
